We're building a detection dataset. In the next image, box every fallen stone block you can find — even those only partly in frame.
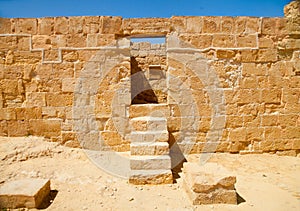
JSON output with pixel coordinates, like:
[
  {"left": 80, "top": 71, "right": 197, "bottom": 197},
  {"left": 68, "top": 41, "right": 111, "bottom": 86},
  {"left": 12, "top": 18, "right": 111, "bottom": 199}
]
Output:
[
  {"left": 182, "top": 162, "right": 237, "bottom": 205},
  {"left": 0, "top": 178, "right": 50, "bottom": 209}
]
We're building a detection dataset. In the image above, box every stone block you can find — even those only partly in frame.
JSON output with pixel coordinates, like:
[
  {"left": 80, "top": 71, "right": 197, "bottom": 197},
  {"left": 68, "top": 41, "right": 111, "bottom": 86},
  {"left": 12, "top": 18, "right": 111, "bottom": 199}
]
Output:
[
  {"left": 129, "top": 104, "right": 170, "bottom": 118},
  {"left": 29, "top": 119, "right": 61, "bottom": 138},
  {"left": 38, "top": 17, "right": 54, "bottom": 35},
  {"left": 15, "top": 107, "right": 42, "bottom": 120},
  {"left": 202, "top": 17, "right": 221, "bottom": 33},
  {"left": 183, "top": 179, "right": 237, "bottom": 205},
  {"left": 182, "top": 162, "right": 237, "bottom": 205},
  {"left": 170, "top": 16, "right": 186, "bottom": 33},
  {"left": 212, "top": 35, "right": 235, "bottom": 48},
  {"left": 13, "top": 18, "right": 37, "bottom": 34},
  {"left": 100, "top": 16, "right": 122, "bottom": 34},
  {"left": 101, "top": 131, "right": 127, "bottom": 146},
  {"left": 0, "top": 18, "right": 12, "bottom": 33},
  {"left": 130, "top": 155, "right": 171, "bottom": 170},
  {"left": 46, "top": 93, "right": 73, "bottom": 107},
  {"left": 221, "top": 17, "right": 234, "bottom": 33},
  {"left": 7, "top": 120, "right": 29, "bottom": 136},
  {"left": 0, "top": 179, "right": 50, "bottom": 209},
  {"left": 123, "top": 18, "right": 170, "bottom": 35},
  {"left": 130, "top": 142, "right": 169, "bottom": 156},
  {"left": 54, "top": 17, "right": 69, "bottom": 34},
  {"left": 129, "top": 169, "right": 173, "bottom": 185},
  {"left": 257, "top": 49, "right": 278, "bottom": 62},
  {"left": 130, "top": 117, "right": 167, "bottom": 131},
  {"left": 69, "top": 16, "right": 84, "bottom": 34},
  {"left": 25, "top": 92, "right": 46, "bottom": 107},
  {"left": 130, "top": 131, "right": 169, "bottom": 143},
  {"left": 236, "top": 34, "right": 257, "bottom": 48},
  {"left": 260, "top": 89, "right": 281, "bottom": 104},
  {"left": 261, "top": 18, "right": 288, "bottom": 35},
  {"left": 62, "top": 78, "right": 76, "bottom": 93},
  {"left": 186, "top": 17, "right": 202, "bottom": 33},
  {"left": 216, "top": 50, "right": 236, "bottom": 59},
  {"left": 0, "top": 108, "right": 16, "bottom": 120},
  {"left": 234, "top": 17, "right": 260, "bottom": 34},
  {"left": 84, "top": 16, "right": 100, "bottom": 34},
  {"left": 66, "top": 34, "right": 87, "bottom": 48}
]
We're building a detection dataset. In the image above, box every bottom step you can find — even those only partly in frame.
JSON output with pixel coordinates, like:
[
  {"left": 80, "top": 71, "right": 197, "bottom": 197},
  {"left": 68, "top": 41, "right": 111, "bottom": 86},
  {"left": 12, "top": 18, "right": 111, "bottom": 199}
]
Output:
[{"left": 129, "top": 169, "right": 173, "bottom": 185}]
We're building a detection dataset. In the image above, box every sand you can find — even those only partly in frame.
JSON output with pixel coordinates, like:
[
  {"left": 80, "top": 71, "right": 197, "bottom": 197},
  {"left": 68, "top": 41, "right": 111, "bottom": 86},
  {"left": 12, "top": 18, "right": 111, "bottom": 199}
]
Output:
[{"left": 0, "top": 136, "right": 299, "bottom": 210}]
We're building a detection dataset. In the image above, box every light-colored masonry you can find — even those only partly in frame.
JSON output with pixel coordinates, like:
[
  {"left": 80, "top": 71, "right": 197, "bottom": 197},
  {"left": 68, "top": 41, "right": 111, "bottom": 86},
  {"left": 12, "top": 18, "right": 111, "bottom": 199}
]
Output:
[{"left": 0, "top": 2, "right": 299, "bottom": 158}]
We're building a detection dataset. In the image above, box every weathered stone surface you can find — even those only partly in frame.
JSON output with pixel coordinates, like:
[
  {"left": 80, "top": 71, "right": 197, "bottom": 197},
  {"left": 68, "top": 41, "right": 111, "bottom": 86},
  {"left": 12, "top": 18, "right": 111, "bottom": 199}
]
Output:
[
  {"left": 129, "top": 170, "right": 173, "bottom": 185},
  {"left": 182, "top": 162, "right": 237, "bottom": 205},
  {"left": 0, "top": 6, "right": 299, "bottom": 157},
  {"left": 0, "top": 179, "right": 50, "bottom": 209},
  {"left": 130, "top": 155, "right": 171, "bottom": 170},
  {"left": 131, "top": 142, "right": 169, "bottom": 155}
]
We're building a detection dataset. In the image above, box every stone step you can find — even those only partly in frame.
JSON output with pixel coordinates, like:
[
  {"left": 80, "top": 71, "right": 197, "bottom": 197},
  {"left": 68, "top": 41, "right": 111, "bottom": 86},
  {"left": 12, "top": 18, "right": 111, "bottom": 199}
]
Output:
[
  {"left": 130, "top": 116, "right": 167, "bottom": 131},
  {"left": 130, "top": 130, "right": 169, "bottom": 143},
  {"left": 130, "top": 155, "right": 171, "bottom": 170},
  {"left": 129, "top": 104, "right": 170, "bottom": 118},
  {"left": 129, "top": 169, "right": 173, "bottom": 185},
  {"left": 131, "top": 142, "right": 169, "bottom": 156}
]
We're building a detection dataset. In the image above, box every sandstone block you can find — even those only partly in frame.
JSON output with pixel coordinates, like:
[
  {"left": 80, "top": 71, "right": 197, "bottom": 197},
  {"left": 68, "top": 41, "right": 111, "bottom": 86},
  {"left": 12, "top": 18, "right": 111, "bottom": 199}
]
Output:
[
  {"left": 13, "top": 18, "right": 37, "bottom": 34},
  {"left": 202, "top": 17, "right": 221, "bottom": 33},
  {"left": 25, "top": 92, "right": 46, "bottom": 107},
  {"left": 100, "top": 16, "right": 122, "bottom": 34},
  {"left": 0, "top": 18, "right": 12, "bottom": 33},
  {"left": 183, "top": 179, "right": 237, "bottom": 205},
  {"left": 0, "top": 179, "right": 50, "bottom": 209},
  {"left": 101, "top": 131, "right": 127, "bottom": 146},
  {"left": 260, "top": 89, "right": 281, "bottom": 104},
  {"left": 46, "top": 93, "right": 73, "bottom": 107},
  {"left": 221, "top": 17, "right": 234, "bottom": 33},
  {"left": 0, "top": 108, "right": 16, "bottom": 120},
  {"left": 123, "top": 18, "right": 170, "bottom": 35},
  {"left": 129, "top": 169, "right": 172, "bottom": 185},
  {"left": 130, "top": 142, "right": 169, "bottom": 156},
  {"left": 212, "top": 35, "right": 235, "bottom": 48},
  {"left": 84, "top": 16, "right": 100, "bottom": 34},
  {"left": 129, "top": 104, "right": 170, "bottom": 118},
  {"left": 69, "top": 16, "right": 84, "bottom": 34},
  {"left": 54, "top": 17, "right": 69, "bottom": 34},
  {"left": 38, "top": 17, "right": 54, "bottom": 35},
  {"left": 130, "top": 155, "right": 171, "bottom": 170},
  {"left": 236, "top": 34, "right": 257, "bottom": 48},
  {"left": 15, "top": 107, "right": 42, "bottom": 120},
  {"left": 7, "top": 120, "right": 29, "bottom": 136},
  {"left": 130, "top": 116, "right": 167, "bottom": 131},
  {"left": 186, "top": 17, "right": 202, "bottom": 33},
  {"left": 29, "top": 119, "right": 61, "bottom": 138},
  {"left": 130, "top": 131, "right": 169, "bottom": 143},
  {"left": 182, "top": 162, "right": 237, "bottom": 205},
  {"left": 234, "top": 17, "right": 260, "bottom": 34},
  {"left": 62, "top": 78, "right": 76, "bottom": 93}
]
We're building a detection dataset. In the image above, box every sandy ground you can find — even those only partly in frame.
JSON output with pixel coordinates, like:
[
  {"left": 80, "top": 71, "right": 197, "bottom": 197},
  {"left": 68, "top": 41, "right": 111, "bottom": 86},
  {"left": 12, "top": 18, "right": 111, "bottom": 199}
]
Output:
[{"left": 0, "top": 136, "right": 299, "bottom": 211}]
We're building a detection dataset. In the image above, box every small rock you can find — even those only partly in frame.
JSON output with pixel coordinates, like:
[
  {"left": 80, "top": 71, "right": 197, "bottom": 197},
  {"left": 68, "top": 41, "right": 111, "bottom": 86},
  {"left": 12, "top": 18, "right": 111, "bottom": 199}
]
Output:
[
  {"left": 129, "top": 197, "right": 134, "bottom": 201},
  {"left": 139, "top": 187, "right": 143, "bottom": 191}
]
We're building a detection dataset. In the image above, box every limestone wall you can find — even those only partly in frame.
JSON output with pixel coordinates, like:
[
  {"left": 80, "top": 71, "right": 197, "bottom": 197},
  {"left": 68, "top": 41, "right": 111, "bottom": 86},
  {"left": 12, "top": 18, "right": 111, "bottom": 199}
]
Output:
[{"left": 0, "top": 5, "right": 299, "bottom": 155}]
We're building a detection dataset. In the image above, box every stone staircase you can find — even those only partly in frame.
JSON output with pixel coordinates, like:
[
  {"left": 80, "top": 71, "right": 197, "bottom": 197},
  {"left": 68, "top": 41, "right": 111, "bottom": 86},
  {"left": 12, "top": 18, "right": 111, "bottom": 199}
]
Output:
[{"left": 128, "top": 104, "right": 173, "bottom": 185}]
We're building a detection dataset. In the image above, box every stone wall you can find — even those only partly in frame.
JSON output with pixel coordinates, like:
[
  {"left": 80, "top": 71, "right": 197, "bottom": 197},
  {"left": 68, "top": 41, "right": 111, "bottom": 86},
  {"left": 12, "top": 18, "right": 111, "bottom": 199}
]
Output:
[{"left": 0, "top": 2, "right": 299, "bottom": 155}]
